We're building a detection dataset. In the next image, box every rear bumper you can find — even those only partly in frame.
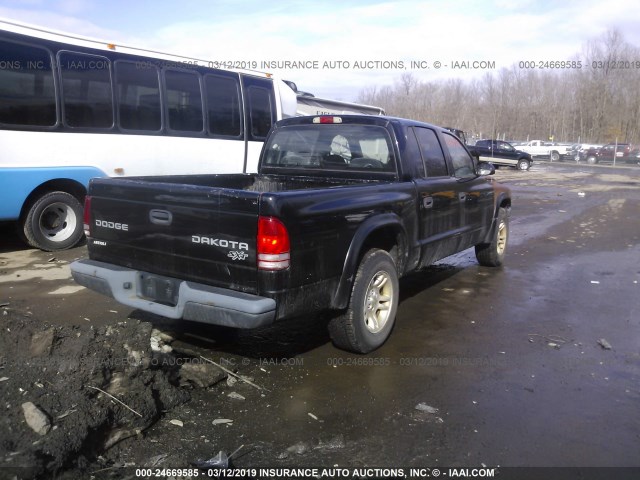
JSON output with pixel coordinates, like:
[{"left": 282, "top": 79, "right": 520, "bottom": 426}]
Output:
[{"left": 70, "top": 259, "right": 276, "bottom": 328}]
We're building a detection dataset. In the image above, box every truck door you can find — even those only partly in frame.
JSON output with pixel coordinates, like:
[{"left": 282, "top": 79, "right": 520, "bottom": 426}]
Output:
[
  {"left": 242, "top": 75, "right": 276, "bottom": 172},
  {"left": 441, "top": 132, "right": 495, "bottom": 246},
  {"left": 411, "top": 126, "right": 464, "bottom": 266},
  {"left": 494, "top": 140, "right": 519, "bottom": 167}
]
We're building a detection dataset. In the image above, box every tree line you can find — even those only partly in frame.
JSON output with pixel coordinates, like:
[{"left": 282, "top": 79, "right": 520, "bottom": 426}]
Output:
[{"left": 357, "top": 29, "right": 640, "bottom": 145}]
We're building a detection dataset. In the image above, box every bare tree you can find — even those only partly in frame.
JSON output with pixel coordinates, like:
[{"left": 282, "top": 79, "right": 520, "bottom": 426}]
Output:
[{"left": 358, "top": 28, "right": 640, "bottom": 144}]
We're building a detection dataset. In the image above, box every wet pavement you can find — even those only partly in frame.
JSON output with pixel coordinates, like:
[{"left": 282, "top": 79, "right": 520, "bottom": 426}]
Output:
[{"left": 1, "top": 161, "right": 639, "bottom": 470}]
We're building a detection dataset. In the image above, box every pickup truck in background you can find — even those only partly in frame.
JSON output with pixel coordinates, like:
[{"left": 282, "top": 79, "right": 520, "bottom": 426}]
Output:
[
  {"left": 518, "top": 140, "right": 570, "bottom": 162},
  {"left": 71, "top": 115, "right": 511, "bottom": 353},
  {"left": 469, "top": 139, "right": 533, "bottom": 170}
]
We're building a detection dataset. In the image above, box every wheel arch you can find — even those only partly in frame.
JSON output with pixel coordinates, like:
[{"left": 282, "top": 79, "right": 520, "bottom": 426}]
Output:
[
  {"left": 20, "top": 178, "right": 87, "bottom": 220},
  {"left": 481, "top": 193, "right": 511, "bottom": 245},
  {"left": 331, "top": 214, "right": 407, "bottom": 310}
]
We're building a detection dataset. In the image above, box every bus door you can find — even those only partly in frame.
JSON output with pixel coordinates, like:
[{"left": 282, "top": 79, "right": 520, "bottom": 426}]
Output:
[{"left": 241, "top": 75, "right": 276, "bottom": 172}]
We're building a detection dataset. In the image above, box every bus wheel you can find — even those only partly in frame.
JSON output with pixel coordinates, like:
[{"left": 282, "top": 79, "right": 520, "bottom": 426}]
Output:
[{"left": 22, "top": 191, "right": 84, "bottom": 251}]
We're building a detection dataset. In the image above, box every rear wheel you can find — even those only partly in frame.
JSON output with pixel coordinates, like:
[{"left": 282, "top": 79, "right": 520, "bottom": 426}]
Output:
[
  {"left": 550, "top": 151, "right": 560, "bottom": 162},
  {"left": 328, "top": 249, "right": 399, "bottom": 353},
  {"left": 22, "top": 191, "right": 84, "bottom": 251},
  {"left": 475, "top": 207, "right": 509, "bottom": 267},
  {"left": 516, "top": 158, "right": 531, "bottom": 170},
  {"left": 587, "top": 156, "right": 597, "bottom": 165}
]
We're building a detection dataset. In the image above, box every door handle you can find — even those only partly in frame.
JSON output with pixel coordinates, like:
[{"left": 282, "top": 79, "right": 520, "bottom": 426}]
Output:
[
  {"left": 149, "top": 209, "right": 173, "bottom": 225},
  {"left": 423, "top": 196, "right": 434, "bottom": 209},
  {"left": 458, "top": 192, "right": 466, "bottom": 201}
]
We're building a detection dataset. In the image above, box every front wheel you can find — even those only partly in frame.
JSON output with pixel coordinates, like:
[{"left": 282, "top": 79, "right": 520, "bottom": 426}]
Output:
[
  {"left": 328, "top": 249, "right": 399, "bottom": 353},
  {"left": 586, "top": 156, "right": 597, "bottom": 165},
  {"left": 516, "top": 158, "right": 531, "bottom": 170},
  {"left": 475, "top": 207, "right": 509, "bottom": 267},
  {"left": 550, "top": 151, "right": 560, "bottom": 162},
  {"left": 22, "top": 191, "right": 84, "bottom": 251}
]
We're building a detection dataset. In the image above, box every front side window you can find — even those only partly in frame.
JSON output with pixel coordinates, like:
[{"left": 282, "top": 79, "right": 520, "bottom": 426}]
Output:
[
  {"left": 164, "top": 70, "right": 203, "bottom": 132},
  {"left": 115, "top": 61, "right": 161, "bottom": 131},
  {"left": 0, "top": 40, "right": 56, "bottom": 126},
  {"left": 497, "top": 141, "right": 514, "bottom": 151},
  {"left": 59, "top": 51, "right": 113, "bottom": 128},
  {"left": 443, "top": 132, "right": 476, "bottom": 178}
]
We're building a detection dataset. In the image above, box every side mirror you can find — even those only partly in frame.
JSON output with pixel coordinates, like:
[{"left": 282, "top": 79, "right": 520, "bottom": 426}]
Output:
[{"left": 477, "top": 162, "right": 495, "bottom": 176}]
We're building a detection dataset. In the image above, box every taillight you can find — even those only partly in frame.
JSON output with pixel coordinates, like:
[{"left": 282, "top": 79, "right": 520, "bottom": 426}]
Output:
[
  {"left": 257, "top": 216, "right": 290, "bottom": 270},
  {"left": 83, "top": 196, "right": 92, "bottom": 237}
]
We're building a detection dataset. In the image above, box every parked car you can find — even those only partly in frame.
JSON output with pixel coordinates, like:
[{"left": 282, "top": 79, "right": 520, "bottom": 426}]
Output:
[
  {"left": 622, "top": 147, "right": 640, "bottom": 165},
  {"left": 584, "top": 143, "right": 632, "bottom": 164},
  {"left": 576, "top": 144, "right": 601, "bottom": 162},
  {"left": 469, "top": 139, "right": 533, "bottom": 170},
  {"left": 566, "top": 144, "right": 582, "bottom": 162}
]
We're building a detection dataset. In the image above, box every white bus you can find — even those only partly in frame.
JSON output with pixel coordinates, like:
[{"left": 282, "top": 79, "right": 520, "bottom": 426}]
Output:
[{"left": 0, "top": 18, "right": 298, "bottom": 251}]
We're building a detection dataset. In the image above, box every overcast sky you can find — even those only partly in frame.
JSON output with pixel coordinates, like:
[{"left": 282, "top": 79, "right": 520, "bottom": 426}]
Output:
[{"left": 1, "top": 0, "right": 639, "bottom": 101}]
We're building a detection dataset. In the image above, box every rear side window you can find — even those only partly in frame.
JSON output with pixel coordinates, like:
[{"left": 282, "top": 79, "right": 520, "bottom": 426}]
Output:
[
  {"left": 115, "top": 61, "right": 161, "bottom": 131},
  {"left": 0, "top": 40, "right": 56, "bottom": 126},
  {"left": 164, "top": 69, "right": 203, "bottom": 132},
  {"left": 414, "top": 127, "right": 448, "bottom": 177},
  {"left": 59, "top": 51, "right": 113, "bottom": 128}
]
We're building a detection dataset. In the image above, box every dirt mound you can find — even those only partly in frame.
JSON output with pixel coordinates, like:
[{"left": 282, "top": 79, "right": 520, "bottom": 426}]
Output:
[{"left": 0, "top": 307, "right": 221, "bottom": 478}]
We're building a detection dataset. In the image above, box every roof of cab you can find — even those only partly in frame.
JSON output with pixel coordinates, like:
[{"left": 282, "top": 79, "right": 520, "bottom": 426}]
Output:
[{"left": 275, "top": 114, "right": 447, "bottom": 133}]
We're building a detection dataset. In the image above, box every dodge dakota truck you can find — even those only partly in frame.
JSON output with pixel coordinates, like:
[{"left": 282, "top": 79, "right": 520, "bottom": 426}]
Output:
[{"left": 71, "top": 115, "right": 511, "bottom": 353}]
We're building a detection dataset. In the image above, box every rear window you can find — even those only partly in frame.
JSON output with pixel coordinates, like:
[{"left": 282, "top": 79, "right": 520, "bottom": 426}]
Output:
[{"left": 263, "top": 124, "right": 396, "bottom": 172}]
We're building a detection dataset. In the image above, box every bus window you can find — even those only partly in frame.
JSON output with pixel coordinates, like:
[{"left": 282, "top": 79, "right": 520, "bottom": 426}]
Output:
[
  {"left": 205, "top": 74, "right": 242, "bottom": 137},
  {"left": 59, "top": 51, "right": 113, "bottom": 128},
  {"left": 0, "top": 40, "right": 56, "bottom": 126},
  {"left": 115, "top": 61, "right": 161, "bottom": 131},
  {"left": 248, "top": 86, "right": 273, "bottom": 139},
  {"left": 164, "top": 69, "right": 203, "bottom": 132}
]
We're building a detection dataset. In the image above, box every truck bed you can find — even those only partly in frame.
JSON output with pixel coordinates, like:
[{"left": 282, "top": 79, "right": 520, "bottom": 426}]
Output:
[{"left": 84, "top": 173, "right": 394, "bottom": 297}]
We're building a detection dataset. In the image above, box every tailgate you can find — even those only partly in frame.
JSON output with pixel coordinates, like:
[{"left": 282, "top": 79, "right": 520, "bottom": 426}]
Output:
[{"left": 86, "top": 178, "right": 260, "bottom": 294}]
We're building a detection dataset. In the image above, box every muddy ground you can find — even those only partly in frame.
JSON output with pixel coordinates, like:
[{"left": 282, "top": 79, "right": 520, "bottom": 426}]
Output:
[{"left": 1, "top": 162, "right": 639, "bottom": 479}]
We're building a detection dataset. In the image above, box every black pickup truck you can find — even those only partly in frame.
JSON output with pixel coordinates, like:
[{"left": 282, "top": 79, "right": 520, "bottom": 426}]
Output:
[
  {"left": 71, "top": 115, "right": 511, "bottom": 353},
  {"left": 469, "top": 140, "right": 533, "bottom": 171}
]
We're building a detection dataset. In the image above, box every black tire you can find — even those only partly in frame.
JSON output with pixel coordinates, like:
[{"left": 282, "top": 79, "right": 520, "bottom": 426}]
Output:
[
  {"left": 475, "top": 207, "right": 509, "bottom": 267},
  {"left": 587, "top": 156, "right": 597, "bottom": 165},
  {"left": 22, "top": 191, "right": 84, "bottom": 251},
  {"left": 328, "top": 249, "right": 399, "bottom": 353},
  {"left": 550, "top": 151, "right": 560, "bottom": 162},
  {"left": 516, "top": 158, "right": 530, "bottom": 171}
]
